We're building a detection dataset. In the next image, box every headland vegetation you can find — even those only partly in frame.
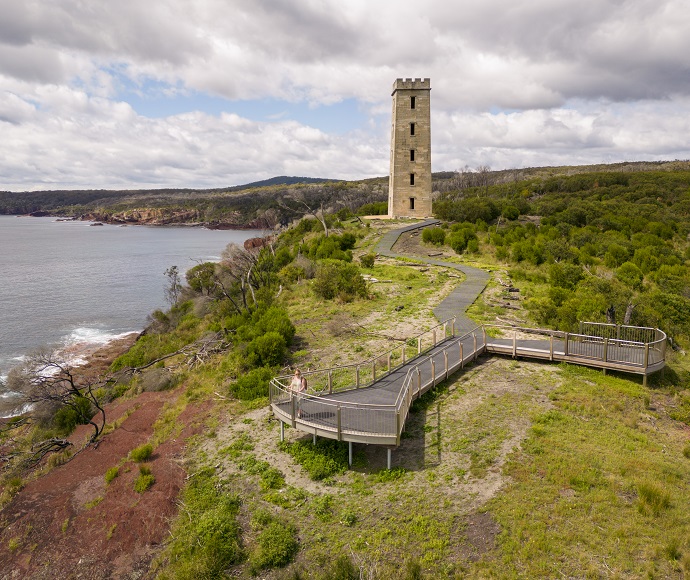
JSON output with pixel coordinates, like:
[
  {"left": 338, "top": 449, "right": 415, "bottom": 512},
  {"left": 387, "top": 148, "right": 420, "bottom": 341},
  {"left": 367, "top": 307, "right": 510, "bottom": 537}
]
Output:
[{"left": 2, "top": 161, "right": 690, "bottom": 578}]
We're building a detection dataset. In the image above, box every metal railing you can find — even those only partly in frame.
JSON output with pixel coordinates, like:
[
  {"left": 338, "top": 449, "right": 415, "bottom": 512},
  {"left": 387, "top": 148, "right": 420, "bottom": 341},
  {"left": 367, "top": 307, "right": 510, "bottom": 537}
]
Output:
[
  {"left": 270, "top": 321, "right": 667, "bottom": 445},
  {"left": 484, "top": 324, "right": 667, "bottom": 370},
  {"left": 271, "top": 317, "right": 457, "bottom": 398}
]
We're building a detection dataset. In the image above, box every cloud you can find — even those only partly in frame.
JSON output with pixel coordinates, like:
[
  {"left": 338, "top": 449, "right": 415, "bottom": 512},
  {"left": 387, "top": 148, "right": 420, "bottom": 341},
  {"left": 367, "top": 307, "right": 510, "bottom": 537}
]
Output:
[{"left": 0, "top": 0, "right": 689, "bottom": 190}]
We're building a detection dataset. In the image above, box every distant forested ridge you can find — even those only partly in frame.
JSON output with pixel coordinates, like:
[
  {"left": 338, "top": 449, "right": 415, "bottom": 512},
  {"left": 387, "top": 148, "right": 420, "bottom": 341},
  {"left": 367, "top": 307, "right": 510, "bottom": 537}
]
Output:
[{"left": 0, "top": 176, "right": 384, "bottom": 228}]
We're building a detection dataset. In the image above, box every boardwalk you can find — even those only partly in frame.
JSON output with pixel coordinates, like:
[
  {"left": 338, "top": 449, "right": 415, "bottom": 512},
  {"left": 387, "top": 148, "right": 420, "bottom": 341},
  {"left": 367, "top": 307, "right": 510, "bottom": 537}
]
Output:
[{"left": 270, "top": 222, "right": 667, "bottom": 466}]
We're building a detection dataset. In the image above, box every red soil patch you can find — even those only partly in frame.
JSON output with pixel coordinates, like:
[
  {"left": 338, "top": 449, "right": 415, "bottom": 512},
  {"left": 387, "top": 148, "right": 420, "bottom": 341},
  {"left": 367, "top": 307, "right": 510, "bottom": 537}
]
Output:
[{"left": 0, "top": 343, "right": 213, "bottom": 579}]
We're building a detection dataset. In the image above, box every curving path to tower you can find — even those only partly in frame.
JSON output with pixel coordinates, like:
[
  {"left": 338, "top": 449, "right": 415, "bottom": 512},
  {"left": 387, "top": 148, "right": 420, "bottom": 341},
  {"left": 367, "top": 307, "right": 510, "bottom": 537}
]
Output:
[{"left": 376, "top": 220, "right": 491, "bottom": 332}]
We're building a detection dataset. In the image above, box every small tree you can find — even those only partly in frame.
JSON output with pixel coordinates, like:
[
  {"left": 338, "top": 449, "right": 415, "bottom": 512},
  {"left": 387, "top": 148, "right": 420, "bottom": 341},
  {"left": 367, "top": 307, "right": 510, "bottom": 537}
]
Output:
[{"left": 164, "top": 265, "right": 183, "bottom": 305}]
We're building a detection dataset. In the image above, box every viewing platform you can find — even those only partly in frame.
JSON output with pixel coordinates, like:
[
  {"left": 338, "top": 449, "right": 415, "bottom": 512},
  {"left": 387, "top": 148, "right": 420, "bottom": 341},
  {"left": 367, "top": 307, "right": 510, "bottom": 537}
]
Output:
[{"left": 269, "top": 319, "right": 666, "bottom": 466}]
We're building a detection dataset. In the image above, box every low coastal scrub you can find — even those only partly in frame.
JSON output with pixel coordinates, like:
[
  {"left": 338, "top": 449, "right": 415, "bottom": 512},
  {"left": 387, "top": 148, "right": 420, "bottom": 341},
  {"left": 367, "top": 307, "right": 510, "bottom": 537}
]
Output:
[
  {"left": 133, "top": 465, "right": 155, "bottom": 493},
  {"left": 279, "top": 439, "right": 349, "bottom": 481},
  {"left": 249, "top": 510, "right": 299, "bottom": 574},
  {"left": 129, "top": 443, "right": 153, "bottom": 462}
]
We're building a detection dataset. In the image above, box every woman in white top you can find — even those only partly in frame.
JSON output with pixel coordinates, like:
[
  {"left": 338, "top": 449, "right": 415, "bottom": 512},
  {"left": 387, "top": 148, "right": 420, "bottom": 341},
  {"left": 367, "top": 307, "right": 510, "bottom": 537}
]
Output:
[{"left": 290, "top": 368, "right": 307, "bottom": 418}]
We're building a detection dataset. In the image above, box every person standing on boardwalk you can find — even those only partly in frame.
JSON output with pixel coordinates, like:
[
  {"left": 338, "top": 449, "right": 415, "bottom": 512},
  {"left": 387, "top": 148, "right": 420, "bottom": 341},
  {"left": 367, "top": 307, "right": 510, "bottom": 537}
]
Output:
[{"left": 290, "top": 368, "right": 307, "bottom": 418}]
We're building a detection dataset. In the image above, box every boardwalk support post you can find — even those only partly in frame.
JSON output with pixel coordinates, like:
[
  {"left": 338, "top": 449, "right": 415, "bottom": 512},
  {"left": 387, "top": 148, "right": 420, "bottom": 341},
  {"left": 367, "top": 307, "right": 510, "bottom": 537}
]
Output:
[
  {"left": 280, "top": 421, "right": 285, "bottom": 442},
  {"left": 348, "top": 442, "right": 353, "bottom": 467},
  {"left": 356, "top": 366, "right": 360, "bottom": 388},
  {"left": 313, "top": 432, "right": 317, "bottom": 445},
  {"left": 402, "top": 345, "right": 406, "bottom": 364},
  {"left": 387, "top": 449, "right": 392, "bottom": 470},
  {"left": 336, "top": 406, "right": 342, "bottom": 441},
  {"left": 373, "top": 361, "right": 376, "bottom": 381},
  {"left": 328, "top": 371, "right": 333, "bottom": 394}
]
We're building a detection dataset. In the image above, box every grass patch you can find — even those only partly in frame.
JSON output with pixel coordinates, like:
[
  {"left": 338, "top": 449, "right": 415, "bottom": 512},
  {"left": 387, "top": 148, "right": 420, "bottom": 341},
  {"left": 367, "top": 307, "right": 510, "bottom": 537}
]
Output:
[
  {"left": 104, "top": 466, "right": 119, "bottom": 484},
  {"left": 129, "top": 443, "right": 153, "bottom": 462},
  {"left": 157, "top": 468, "right": 243, "bottom": 579},
  {"left": 279, "top": 438, "right": 349, "bottom": 480},
  {"left": 249, "top": 510, "right": 299, "bottom": 574},
  {"left": 133, "top": 465, "right": 155, "bottom": 493}
]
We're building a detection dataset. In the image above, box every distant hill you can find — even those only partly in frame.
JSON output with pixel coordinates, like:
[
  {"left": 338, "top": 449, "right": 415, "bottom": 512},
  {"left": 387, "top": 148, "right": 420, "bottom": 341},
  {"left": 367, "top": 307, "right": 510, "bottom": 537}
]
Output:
[{"left": 228, "top": 176, "right": 342, "bottom": 191}]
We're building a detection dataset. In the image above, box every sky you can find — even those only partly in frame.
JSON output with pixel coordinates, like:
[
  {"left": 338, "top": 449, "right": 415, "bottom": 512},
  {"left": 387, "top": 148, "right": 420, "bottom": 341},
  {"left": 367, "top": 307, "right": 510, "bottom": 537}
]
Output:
[{"left": 1, "top": 0, "right": 689, "bottom": 191}]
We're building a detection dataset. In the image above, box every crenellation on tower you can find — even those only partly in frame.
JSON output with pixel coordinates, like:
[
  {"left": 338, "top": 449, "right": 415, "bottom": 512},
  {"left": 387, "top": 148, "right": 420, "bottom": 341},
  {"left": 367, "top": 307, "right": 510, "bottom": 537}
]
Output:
[{"left": 388, "top": 78, "right": 432, "bottom": 218}]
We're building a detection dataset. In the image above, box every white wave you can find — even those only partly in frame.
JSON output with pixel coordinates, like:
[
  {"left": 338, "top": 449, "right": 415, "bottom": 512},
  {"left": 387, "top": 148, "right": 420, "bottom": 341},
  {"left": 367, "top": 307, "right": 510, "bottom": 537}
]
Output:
[
  {"left": 63, "top": 327, "right": 139, "bottom": 347},
  {"left": 0, "top": 389, "right": 22, "bottom": 399},
  {"left": 0, "top": 402, "right": 33, "bottom": 419}
]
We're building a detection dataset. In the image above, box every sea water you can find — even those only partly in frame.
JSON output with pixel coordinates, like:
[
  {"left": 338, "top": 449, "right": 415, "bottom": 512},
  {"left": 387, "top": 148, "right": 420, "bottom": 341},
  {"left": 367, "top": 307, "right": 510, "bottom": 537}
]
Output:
[{"left": 0, "top": 215, "right": 262, "bottom": 416}]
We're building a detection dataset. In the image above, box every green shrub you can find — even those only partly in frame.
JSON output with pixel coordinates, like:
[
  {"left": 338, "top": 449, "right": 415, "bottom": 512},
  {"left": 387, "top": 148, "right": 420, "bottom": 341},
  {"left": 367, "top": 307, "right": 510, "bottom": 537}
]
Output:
[
  {"left": 502, "top": 205, "right": 520, "bottom": 220},
  {"left": 53, "top": 396, "right": 93, "bottom": 435},
  {"left": 684, "top": 444, "right": 690, "bottom": 459},
  {"left": 246, "top": 332, "right": 287, "bottom": 367},
  {"left": 129, "top": 443, "right": 153, "bottom": 462},
  {"left": 104, "top": 467, "right": 119, "bottom": 484},
  {"left": 422, "top": 227, "right": 446, "bottom": 246},
  {"left": 312, "top": 494, "right": 334, "bottom": 522},
  {"left": 340, "top": 508, "right": 358, "bottom": 526},
  {"left": 357, "top": 201, "right": 388, "bottom": 215},
  {"left": 280, "top": 439, "right": 348, "bottom": 480},
  {"left": 133, "top": 465, "right": 155, "bottom": 493},
  {"left": 359, "top": 253, "right": 376, "bottom": 268},
  {"left": 249, "top": 520, "right": 299, "bottom": 573},
  {"left": 313, "top": 260, "right": 367, "bottom": 301},
  {"left": 230, "top": 366, "right": 275, "bottom": 400}
]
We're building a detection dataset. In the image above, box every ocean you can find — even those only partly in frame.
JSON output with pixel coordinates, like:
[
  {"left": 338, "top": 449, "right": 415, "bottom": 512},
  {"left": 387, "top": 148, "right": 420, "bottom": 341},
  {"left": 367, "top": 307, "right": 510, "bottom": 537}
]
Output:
[{"left": 0, "top": 215, "right": 262, "bottom": 417}]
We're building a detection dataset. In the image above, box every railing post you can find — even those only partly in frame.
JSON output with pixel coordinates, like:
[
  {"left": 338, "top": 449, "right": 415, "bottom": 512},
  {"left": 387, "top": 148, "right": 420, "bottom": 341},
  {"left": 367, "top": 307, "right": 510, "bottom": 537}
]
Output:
[
  {"left": 418, "top": 337, "right": 422, "bottom": 354},
  {"left": 482, "top": 326, "right": 487, "bottom": 346},
  {"left": 396, "top": 412, "right": 401, "bottom": 446},
  {"left": 433, "top": 330, "right": 437, "bottom": 347},
  {"left": 564, "top": 333, "right": 569, "bottom": 356},
  {"left": 402, "top": 344, "right": 406, "bottom": 364},
  {"left": 431, "top": 359, "right": 436, "bottom": 386},
  {"left": 460, "top": 342, "right": 464, "bottom": 369},
  {"left": 387, "top": 353, "right": 392, "bottom": 373},
  {"left": 644, "top": 343, "right": 649, "bottom": 370},
  {"left": 356, "top": 365, "right": 360, "bottom": 388},
  {"left": 473, "top": 333, "right": 478, "bottom": 361},
  {"left": 452, "top": 318, "right": 456, "bottom": 336},
  {"left": 512, "top": 330, "right": 517, "bottom": 358},
  {"left": 444, "top": 350, "right": 448, "bottom": 379},
  {"left": 579, "top": 321, "right": 583, "bottom": 335},
  {"left": 443, "top": 323, "right": 447, "bottom": 339},
  {"left": 373, "top": 361, "right": 376, "bottom": 381},
  {"left": 336, "top": 406, "right": 342, "bottom": 441},
  {"left": 291, "top": 396, "right": 296, "bottom": 428},
  {"left": 417, "top": 367, "right": 421, "bottom": 396},
  {"left": 280, "top": 421, "right": 285, "bottom": 442},
  {"left": 549, "top": 333, "right": 554, "bottom": 361},
  {"left": 616, "top": 324, "right": 621, "bottom": 340},
  {"left": 603, "top": 338, "right": 609, "bottom": 362},
  {"left": 328, "top": 370, "right": 333, "bottom": 394}
]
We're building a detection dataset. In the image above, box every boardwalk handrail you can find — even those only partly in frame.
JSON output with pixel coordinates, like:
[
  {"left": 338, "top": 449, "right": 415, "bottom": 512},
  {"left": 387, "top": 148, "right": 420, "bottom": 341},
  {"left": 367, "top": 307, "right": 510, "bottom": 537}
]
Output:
[
  {"left": 270, "top": 322, "right": 667, "bottom": 447},
  {"left": 271, "top": 316, "right": 457, "bottom": 399}
]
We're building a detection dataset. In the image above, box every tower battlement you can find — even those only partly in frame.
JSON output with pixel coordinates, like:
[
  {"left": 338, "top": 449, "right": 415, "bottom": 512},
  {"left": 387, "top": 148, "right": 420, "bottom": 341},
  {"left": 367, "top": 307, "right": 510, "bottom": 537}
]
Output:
[{"left": 392, "top": 78, "right": 431, "bottom": 94}]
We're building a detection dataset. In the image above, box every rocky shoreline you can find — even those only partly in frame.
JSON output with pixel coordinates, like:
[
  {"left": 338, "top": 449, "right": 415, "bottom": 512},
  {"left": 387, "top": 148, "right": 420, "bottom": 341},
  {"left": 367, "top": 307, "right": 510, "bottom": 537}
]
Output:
[{"left": 25, "top": 209, "right": 272, "bottom": 230}]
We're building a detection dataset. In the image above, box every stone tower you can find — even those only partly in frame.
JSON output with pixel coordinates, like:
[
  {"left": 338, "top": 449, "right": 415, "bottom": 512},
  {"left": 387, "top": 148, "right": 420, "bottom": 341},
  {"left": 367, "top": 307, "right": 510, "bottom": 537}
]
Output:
[{"left": 388, "top": 78, "right": 432, "bottom": 218}]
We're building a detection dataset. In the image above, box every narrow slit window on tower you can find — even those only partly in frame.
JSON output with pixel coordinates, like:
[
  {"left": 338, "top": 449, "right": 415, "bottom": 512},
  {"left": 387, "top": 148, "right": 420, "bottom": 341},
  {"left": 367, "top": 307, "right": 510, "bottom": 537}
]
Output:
[
  {"left": 410, "top": 173, "right": 415, "bottom": 186},
  {"left": 410, "top": 149, "right": 415, "bottom": 162},
  {"left": 410, "top": 96, "right": 416, "bottom": 109},
  {"left": 410, "top": 122, "right": 415, "bottom": 136},
  {"left": 410, "top": 197, "right": 415, "bottom": 210}
]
